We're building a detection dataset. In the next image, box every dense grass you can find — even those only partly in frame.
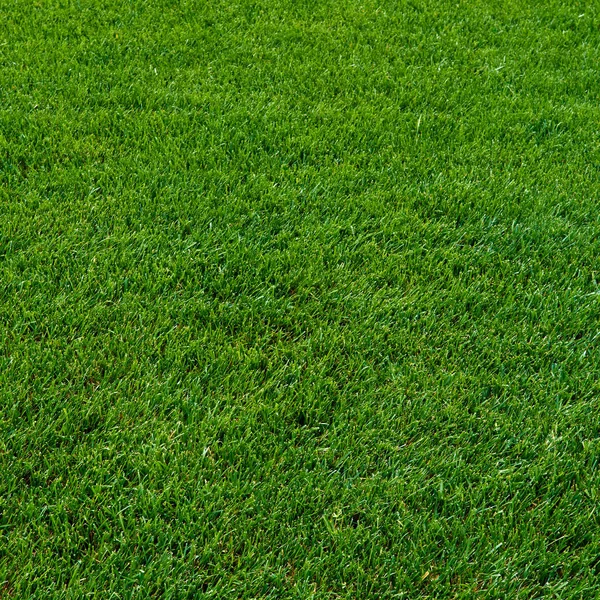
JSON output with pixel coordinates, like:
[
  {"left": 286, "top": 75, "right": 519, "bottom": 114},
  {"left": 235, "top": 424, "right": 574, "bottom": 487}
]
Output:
[{"left": 2, "top": 0, "right": 600, "bottom": 597}]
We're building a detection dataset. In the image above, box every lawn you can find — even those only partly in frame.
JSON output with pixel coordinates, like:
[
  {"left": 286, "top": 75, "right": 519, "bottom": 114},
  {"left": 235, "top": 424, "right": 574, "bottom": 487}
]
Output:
[{"left": 2, "top": 0, "right": 600, "bottom": 597}]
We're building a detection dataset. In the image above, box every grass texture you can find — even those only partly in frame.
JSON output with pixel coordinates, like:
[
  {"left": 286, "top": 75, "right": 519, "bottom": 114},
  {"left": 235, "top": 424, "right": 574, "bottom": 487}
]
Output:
[{"left": 2, "top": 0, "right": 600, "bottom": 597}]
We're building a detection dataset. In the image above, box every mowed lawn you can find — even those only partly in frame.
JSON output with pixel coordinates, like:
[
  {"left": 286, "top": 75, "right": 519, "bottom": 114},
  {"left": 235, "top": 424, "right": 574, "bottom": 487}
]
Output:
[{"left": 2, "top": 0, "right": 600, "bottom": 597}]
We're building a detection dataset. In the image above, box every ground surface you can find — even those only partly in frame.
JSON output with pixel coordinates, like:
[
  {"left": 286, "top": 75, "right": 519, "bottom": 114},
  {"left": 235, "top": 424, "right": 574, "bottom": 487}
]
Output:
[{"left": 2, "top": 0, "right": 600, "bottom": 597}]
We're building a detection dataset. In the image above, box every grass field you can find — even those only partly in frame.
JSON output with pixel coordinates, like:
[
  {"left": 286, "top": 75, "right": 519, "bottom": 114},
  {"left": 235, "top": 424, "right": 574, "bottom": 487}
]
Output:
[{"left": 2, "top": 0, "right": 600, "bottom": 597}]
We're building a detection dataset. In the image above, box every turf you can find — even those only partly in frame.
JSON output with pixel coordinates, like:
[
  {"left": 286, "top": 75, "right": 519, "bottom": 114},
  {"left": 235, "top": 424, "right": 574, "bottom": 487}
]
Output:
[{"left": 2, "top": 0, "right": 600, "bottom": 597}]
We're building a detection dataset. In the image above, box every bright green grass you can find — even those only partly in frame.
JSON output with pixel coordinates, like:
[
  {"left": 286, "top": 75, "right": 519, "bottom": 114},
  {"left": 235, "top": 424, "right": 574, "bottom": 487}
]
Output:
[{"left": 2, "top": 0, "right": 600, "bottom": 597}]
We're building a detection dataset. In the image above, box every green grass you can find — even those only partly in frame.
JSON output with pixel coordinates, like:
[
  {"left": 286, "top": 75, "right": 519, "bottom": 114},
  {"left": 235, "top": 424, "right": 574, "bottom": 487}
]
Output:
[{"left": 2, "top": 0, "right": 600, "bottom": 597}]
